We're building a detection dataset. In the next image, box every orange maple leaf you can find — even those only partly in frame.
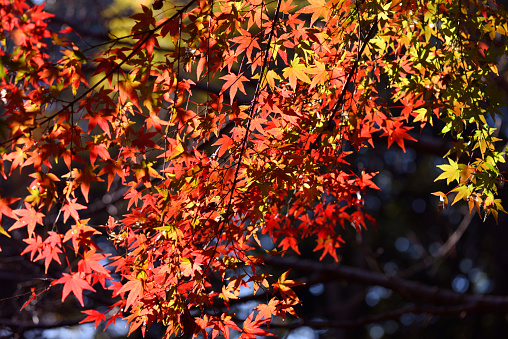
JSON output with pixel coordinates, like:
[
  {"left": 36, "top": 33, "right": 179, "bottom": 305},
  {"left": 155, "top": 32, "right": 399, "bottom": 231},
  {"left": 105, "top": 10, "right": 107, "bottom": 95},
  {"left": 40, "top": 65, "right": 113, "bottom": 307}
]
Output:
[{"left": 220, "top": 73, "right": 249, "bottom": 104}]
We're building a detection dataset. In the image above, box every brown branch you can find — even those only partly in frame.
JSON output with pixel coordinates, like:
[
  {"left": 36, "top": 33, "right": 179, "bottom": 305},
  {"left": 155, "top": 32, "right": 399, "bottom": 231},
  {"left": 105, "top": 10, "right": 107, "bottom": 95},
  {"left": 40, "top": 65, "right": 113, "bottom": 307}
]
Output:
[
  {"left": 267, "top": 257, "right": 508, "bottom": 313},
  {"left": 0, "top": 317, "right": 83, "bottom": 332},
  {"left": 265, "top": 303, "right": 476, "bottom": 330},
  {"left": 326, "top": 18, "right": 379, "bottom": 125}
]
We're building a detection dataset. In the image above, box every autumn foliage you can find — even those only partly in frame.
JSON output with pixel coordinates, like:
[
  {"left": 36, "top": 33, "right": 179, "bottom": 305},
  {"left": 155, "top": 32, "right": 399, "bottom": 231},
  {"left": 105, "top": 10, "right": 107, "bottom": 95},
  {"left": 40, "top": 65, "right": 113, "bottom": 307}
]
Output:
[{"left": 1, "top": 0, "right": 508, "bottom": 337}]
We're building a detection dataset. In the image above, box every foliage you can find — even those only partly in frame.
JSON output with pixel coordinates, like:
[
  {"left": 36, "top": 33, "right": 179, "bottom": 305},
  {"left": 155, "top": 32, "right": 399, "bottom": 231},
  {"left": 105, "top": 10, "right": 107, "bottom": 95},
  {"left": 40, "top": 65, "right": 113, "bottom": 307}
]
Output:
[{"left": 1, "top": 0, "right": 508, "bottom": 337}]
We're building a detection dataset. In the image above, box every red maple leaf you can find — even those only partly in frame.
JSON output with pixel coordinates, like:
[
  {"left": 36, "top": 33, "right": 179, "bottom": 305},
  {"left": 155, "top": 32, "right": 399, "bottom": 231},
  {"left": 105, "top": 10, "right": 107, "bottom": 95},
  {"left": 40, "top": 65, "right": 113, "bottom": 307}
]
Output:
[
  {"left": 88, "top": 110, "right": 113, "bottom": 138},
  {"left": 380, "top": 120, "right": 417, "bottom": 152},
  {"left": 313, "top": 233, "right": 344, "bottom": 261},
  {"left": 61, "top": 198, "right": 86, "bottom": 223},
  {"left": 80, "top": 309, "right": 106, "bottom": 329},
  {"left": 53, "top": 272, "right": 96, "bottom": 307},
  {"left": 357, "top": 171, "right": 380, "bottom": 190},
  {"left": 34, "top": 231, "right": 63, "bottom": 273},
  {"left": 240, "top": 312, "right": 275, "bottom": 338},
  {"left": 88, "top": 142, "right": 110, "bottom": 166},
  {"left": 78, "top": 249, "right": 110, "bottom": 276},
  {"left": 114, "top": 278, "right": 144, "bottom": 310},
  {"left": 63, "top": 219, "right": 101, "bottom": 253},
  {"left": 0, "top": 197, "right": 19, "bottom": 221},
  {"left": 10, "top": 202, "right": 44, "bottom": 237},
  {"left": 213, "top": 135, "right": 235, "bottom": 158},
  {"left": 20, "top": 234, "right": 44, "bottom": 260},
  {"left": 98, "top": 159, "right": 125, "bottom": 190},
  {"left": 278, "top": 235, "right": 301, "bottom": 255}
]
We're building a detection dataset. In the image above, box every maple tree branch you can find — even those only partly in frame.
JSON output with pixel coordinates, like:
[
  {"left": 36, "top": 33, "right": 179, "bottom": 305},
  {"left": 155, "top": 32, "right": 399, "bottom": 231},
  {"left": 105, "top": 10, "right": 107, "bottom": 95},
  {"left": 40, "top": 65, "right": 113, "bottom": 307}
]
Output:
[
  {"left": 326, "top": 17, "right": 379, "bottom": 126},
  {"left": 264, "top": 303, "right": 476, "bottom": 330},
  {"left": 0, "top": 317, "right": 83, "bottom": 332},
  {"left": 267, "top": 257, "right": 508, "bottom": 312},
  {"left": 309, "top": 17, "right": 379, "bottom": 150}
]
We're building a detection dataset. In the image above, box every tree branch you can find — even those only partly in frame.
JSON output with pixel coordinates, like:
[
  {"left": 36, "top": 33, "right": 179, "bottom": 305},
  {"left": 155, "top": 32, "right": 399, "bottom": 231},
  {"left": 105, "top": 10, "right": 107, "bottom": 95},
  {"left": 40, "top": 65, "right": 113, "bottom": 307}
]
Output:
[
  {"left": 266, "top": 303, "right": 476, "bottom": 329},
  {"left": 0, "top": 317, "right": 83, "bottom": 332},
  {"left": 267, "top": 257, "right": 508, "bottom": 312}
]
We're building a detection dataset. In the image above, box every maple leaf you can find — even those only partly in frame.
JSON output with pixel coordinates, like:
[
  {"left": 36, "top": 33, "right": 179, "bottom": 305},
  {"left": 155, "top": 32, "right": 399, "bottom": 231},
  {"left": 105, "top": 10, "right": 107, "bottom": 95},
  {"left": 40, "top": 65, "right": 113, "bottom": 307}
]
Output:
[
  {"left": 173, "top": 107, "right": 197, "bottom": 128},
  {"left": 125, "top": 187, "right": 143, "bottom": 209},
  {"left": 33, "top": 231, "right": 62, "bottom": 273},
  {"left": 435, "top": 158, "right": 464, "bottom": 185},
  {"left": 21, "top": 234, "right": 44, "bottom": 260},
  {"left": 357, "top": 171, "right": 381, "bottom": 190},
  {"left": 307, "top": 60, "right": 329, "bottom": 89},
  {"left": 98, "top": 159, "right": 125, "bottom": 191},
  {"left": 145, "top": 112, "right": 167, "bottom": 132},
  {"left": 273, "top": 270, "right": 304, "bottom": 301},
  {"left": 118, "top": 76, "right": 140, "bottom": 108},
  {"left": 380, "top": 120, "right": 417, "bottom": 152},
  {"left": 5, "top": 147, "right": 26, "bottom": 173},
  {"left": 313, "top": 233, "right": 344, "bottom": 261},
  {"left": 205, "top": 314, "right": 241, "bottom": 339},
  {"left": 53, "top": 272, "right": 96, "bottom": 307},
  {"left": 278, "top": 235, "right": 301, "bottom": 254},
  {"left": 130, "top": 130, "right": 161, "bottom": 152},
  {"left": 299, "top": 0, "right": 329, "bottom": 25},
  {"left": 78, "top": 249, "right": 110, "bottom": 276},
  {"left": 213, "top": 135, "right": 235, "bottom": 159},
  {"left": 0, "top": 197, "right": 19, "bottom": 221},
  {"left": 88, "top": 142, "right": 110, "bottom": 166},
  {"left": 451, "top": 185, "right": 473, "bottom": 206},
  {"left": 0, "top": 197, "right": 20, "bottom": 237},
  {"left": 80, "top": 309, "right": 106, "bottom": 329},
  {"left": 62, "top": 166, "right": 104, "bottom": 203},
  {"left": 231, "top": 29, "right": 260, "bottom": 62},
  {"left": 240, "top": 312, "right": 275, "bottom": 338},
  {"left": 282, "top": 57, "right": 311, "bottom": 91},
  {"left": 261, "top": 69, "right": 281, "bottom": 91},
  {"left": 30, "top": 4, "right": 54, "bottom": 24},
  {"left": 220, "top": 73, "right": 249, "bottom": 104},
  {"left": 63, "top": 219, "right": 101, "bottom": 253},
  {"left": 279, "top": 0, "right": 297, "bottom": 13},
  {"left": 10, "top": 202, "right": 44, "bottom": 237},
  {"left": 114, "top": 278, "right": 144, "bottom": 310},
  {"left": 88, "top": 110, "right": 112, "bottom": 138},
  {"left": 249, "top": 117, "right": 267, "bottom": 135},
  {"left": 180, "top": 257, "right": 202, "bottom": 278},
  {"left": 61, "top": 198, "right": 86, "bottom": 223},
  {"left": 254, "top": 298, "right": 278, "bottom": 320}
]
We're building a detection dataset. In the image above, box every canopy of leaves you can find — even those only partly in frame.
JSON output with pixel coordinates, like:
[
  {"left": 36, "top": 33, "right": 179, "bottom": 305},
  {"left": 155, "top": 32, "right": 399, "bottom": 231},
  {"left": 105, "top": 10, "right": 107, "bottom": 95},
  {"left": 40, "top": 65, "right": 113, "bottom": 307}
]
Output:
[{"left": 1, "top": 0, "right": 508, "bottom": 337}]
